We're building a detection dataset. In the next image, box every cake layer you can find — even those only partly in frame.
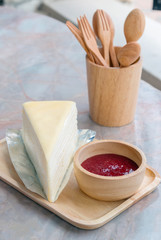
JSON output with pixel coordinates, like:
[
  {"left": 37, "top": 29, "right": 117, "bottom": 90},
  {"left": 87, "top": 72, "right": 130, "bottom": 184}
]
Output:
[
  {"left": 22, "top": 101, "right": 77, "bottom": 202},
  {"left": 23, "top": 101, "right": 76, "bottom": 160}
]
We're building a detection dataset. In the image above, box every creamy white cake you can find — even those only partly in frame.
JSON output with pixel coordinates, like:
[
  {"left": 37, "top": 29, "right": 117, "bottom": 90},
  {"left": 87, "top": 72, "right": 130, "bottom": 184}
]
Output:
[{"left": 22, "top": 101, "right": 77, "bottom": 202}]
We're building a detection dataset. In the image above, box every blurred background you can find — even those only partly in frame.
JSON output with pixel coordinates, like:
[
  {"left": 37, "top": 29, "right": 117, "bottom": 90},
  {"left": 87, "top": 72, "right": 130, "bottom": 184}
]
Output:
[
  {"left": 1, "top": 0, "right": 161, "bottom": 89},
  {"left": 2, "top": 0, "right": 161, "bottom": 24}
]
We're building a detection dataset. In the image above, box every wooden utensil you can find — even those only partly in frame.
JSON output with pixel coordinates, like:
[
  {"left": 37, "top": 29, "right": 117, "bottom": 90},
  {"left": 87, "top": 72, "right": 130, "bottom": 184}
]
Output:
[
  {"left": 79, "top": 15, "right": 108, "bottom": 67},
  {"left": 83, "top": 15, "right": 96, "bottom": 40},
  {"left": 117, "top": 42, "right": 141, "bottom": 67},
  {"left": 66, "top": 21, "right": 94, "bottom": 62},
  {"left": 77, "top": 18, "right": 99, "bottom": 64},
  {"left": 97, "top": 10, "right": 110, "bottom": 65},
  {"left": 92, "top": 10, "right": 99, "bottom": 37},
  {"left": 124, "top": 8, "right": 145, "bottom": 43},
  {"left": 104, "top": 11, "right": 119, "bottom": 67},
  {"left": 93, "top": 10, "right": 119, "bottom": 67},
  {"left": 114, "top": 46, "right": 122, "bottom": 56}
]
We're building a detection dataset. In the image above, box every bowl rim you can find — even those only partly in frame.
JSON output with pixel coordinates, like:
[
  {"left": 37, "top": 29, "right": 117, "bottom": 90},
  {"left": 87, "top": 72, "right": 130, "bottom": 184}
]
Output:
[{"left": 74, "top": 139, "right": 146, "bottom": 180}]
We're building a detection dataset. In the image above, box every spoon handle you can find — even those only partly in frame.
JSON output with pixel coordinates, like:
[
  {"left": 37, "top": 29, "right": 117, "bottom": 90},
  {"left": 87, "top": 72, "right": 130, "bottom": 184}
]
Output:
[
  {"left": 104, "top": 45, "right": 110, "bottom": 66},
  {"left": 109, "top": 43, "right": 119, "bottom": 67}
]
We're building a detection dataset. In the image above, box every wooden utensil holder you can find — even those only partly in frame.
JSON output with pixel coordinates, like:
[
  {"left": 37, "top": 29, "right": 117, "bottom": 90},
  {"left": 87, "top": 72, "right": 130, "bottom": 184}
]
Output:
[{"left": 86, "top": 56, "right": 142, "bottom": 126}]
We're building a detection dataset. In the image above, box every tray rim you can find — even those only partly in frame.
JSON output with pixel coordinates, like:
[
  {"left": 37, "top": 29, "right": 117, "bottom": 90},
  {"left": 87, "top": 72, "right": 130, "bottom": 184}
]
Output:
[{"left": 0, "top": 138, "right": 161, "bottom": 229}]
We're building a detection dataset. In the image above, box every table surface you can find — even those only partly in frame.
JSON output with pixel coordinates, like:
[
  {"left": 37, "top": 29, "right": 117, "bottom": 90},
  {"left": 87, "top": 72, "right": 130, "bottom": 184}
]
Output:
[{"left": 0, "top": 6, "right": 161, "bottom": 240}]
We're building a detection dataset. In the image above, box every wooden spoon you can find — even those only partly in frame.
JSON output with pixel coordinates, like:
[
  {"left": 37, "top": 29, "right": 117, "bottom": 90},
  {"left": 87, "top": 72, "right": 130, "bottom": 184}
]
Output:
[
  {"left": 93, "top": 10, "right": 119, "bottom": 67},
  {"left": 92, "top": 10, "right": 99, "bottom": 37},
  {"left": 124, "top": 8, "right": 145, "bottom": 43},
  {"left": 117, "top": 42, "right": 141, "bottom": 67}
]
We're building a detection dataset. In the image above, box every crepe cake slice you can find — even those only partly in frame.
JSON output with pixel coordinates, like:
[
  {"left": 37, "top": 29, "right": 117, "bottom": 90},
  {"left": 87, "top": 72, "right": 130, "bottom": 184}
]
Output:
[{"left": 22, "top": 101, "right": 78, "bottom": 202}]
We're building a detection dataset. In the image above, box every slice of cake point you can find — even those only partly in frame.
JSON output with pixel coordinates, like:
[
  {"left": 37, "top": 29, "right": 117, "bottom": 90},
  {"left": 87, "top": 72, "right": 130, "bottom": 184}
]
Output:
[{"left": 22, "top": 101, "right": 77, "bottom": 202}]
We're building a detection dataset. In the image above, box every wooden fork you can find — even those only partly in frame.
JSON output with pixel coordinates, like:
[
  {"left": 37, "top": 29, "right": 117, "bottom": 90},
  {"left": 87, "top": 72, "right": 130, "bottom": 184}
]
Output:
[
  {"left": 66, "top": 21, "right": 94, "bottom": 62},
  {"left": 98, "top": 10, "right": 111, "bottom": 66},
  {"left": 84, "top": 15, "right": 96, "bottom": 40},
  {"left": 101, "top": 10, "right": 119, "bottom": 67},
  {"left": 77, "top": 18, "right": 99, "bottom": 64},
  {"left": 79, "top": 16, "right": 108, "bottom": 67}
]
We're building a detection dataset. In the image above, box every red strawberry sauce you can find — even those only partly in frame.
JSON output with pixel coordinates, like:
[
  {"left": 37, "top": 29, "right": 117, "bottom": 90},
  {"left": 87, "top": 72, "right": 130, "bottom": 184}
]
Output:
[{"left": 81, "top": 154, "right": 138, "bottom": 177}]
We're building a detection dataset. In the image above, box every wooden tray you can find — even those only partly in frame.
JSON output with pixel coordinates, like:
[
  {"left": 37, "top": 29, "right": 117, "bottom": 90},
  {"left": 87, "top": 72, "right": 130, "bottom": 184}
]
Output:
[{"left": 0, "top": 139, "right": 160, "bottom": 229}]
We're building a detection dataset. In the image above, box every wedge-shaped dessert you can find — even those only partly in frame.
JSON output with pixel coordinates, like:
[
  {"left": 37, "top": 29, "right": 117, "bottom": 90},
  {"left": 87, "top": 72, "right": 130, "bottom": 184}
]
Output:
[{"left": 22, "top": 101, "right": 77, "bottom": 202}]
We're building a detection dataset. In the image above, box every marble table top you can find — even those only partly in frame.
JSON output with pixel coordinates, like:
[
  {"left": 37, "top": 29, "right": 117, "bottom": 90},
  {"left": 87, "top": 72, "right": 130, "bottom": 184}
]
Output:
[{"left": 0, "top": 6, "right": 161, "bottom": 240}]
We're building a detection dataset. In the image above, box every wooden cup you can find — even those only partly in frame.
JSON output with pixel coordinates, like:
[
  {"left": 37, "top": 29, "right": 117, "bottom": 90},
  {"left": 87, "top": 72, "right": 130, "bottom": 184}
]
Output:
[{"left": 86, "top": 56, "right": 142, "bottom": 126}]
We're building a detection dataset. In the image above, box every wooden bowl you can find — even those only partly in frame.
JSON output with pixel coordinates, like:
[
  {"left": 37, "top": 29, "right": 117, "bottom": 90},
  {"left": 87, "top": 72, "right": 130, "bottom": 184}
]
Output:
[{"left": 74, "top": 140, "right": 146, "bottom": 201}]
